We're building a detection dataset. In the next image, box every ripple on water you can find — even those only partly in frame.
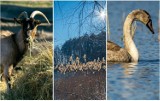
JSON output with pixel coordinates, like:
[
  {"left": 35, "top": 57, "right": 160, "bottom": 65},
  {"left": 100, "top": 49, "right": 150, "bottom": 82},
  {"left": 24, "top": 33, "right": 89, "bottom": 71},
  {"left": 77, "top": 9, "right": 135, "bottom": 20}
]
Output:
[
  {"left": 107, "top": 1, "right": 159, "bottom": 100},
  {"left": 107, "top": 61, "right": 159, "bottom": 100}
]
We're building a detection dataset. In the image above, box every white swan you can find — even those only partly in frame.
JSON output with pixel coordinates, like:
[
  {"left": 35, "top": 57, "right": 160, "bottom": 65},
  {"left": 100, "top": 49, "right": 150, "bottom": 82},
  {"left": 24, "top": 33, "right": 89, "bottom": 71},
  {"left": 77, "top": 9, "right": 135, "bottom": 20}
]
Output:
[{"left": 107, "top": 9, "right": 154, "bottom": 62}]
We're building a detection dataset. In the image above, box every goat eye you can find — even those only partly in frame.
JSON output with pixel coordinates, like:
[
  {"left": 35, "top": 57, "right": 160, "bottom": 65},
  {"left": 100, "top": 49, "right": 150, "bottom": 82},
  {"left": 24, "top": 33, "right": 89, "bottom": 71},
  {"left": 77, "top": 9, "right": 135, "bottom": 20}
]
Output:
[
  {"left": 29, "top": 24, "right": 34, "bottom": 30},
  {"left": 34, "top": 22, "right": 37, "bottom": 25},
  {"left": 30, "top": 26, "right": 34, "bottom": 30}
]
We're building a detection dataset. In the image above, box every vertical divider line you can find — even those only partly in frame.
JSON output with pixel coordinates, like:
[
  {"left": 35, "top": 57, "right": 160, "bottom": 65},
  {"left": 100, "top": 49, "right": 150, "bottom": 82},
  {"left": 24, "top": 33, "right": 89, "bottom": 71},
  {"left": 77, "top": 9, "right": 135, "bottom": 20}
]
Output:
[
  {"left": 0, "top": 2, "right": 1, "bottom": 99},
  {"left": 158, "top": 1, "right": 160, "bottom": 99},
  {"left": 105, "top": 0, "right": 107, "bottom": 100},
  {"left": 52, "top": 0, "right": 54, "bottom": 100}
]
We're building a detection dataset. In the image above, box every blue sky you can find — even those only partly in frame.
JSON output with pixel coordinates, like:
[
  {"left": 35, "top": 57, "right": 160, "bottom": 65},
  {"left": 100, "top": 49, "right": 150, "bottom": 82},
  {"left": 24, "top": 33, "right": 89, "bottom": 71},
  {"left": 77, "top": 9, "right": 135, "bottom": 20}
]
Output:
[{"left": 54, "top": 1, "right": 106, "bottom": 47}]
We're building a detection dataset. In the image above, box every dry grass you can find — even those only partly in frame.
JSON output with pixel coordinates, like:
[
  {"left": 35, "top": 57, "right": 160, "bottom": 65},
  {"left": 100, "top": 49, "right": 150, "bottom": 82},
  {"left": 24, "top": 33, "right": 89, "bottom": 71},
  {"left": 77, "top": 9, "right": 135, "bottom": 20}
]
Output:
[
  {"left": 0, "top": 40, "right": 53, "bottom": 100},
  {"left": 0, "top": 1, "right": 52, "bottom": 8},
  {"left": 54, "top": 69, "right": 106, "bottom": 100}
]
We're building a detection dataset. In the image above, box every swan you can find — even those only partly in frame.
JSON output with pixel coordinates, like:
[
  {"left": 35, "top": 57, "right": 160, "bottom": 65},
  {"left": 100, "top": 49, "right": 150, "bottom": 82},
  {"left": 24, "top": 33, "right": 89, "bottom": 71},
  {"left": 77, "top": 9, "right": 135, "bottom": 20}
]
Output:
[{"left": 107, "top": 9, "right": 154, "bottom": 62}]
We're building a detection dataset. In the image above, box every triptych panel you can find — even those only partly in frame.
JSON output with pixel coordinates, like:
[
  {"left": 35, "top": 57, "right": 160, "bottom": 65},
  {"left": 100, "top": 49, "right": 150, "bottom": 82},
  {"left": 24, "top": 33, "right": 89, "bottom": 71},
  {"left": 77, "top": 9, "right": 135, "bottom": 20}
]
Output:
[{"left": 0, "top": 0, "right": 159, "bottom": 100}]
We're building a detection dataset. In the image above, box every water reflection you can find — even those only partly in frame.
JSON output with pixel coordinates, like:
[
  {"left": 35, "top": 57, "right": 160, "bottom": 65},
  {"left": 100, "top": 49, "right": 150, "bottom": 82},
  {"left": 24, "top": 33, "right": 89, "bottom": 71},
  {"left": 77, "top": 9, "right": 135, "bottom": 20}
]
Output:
[
  {"left": 107, "top": 61, "right": 159, "bottom": 100},
  {"left": 121, "top": 62, "right": 138, "bottom": 78}
]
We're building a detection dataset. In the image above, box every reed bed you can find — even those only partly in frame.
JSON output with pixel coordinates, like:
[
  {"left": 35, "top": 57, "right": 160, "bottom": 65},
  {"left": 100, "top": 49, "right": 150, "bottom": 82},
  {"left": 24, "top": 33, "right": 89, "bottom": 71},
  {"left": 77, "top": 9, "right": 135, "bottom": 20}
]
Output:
[
  {"left": 55, "top": 57, "right": 106, "bottom": 74},
  {"left": 54, "top": 57, "right": 106, "bottom": 100}
]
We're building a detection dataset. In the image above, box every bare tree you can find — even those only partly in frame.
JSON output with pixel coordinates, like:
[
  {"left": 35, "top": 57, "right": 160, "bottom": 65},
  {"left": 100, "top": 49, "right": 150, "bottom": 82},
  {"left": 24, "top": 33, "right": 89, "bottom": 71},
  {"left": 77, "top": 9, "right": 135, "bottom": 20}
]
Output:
[{"left": 55, "top": 1, "right": 106, "bottom": 37}]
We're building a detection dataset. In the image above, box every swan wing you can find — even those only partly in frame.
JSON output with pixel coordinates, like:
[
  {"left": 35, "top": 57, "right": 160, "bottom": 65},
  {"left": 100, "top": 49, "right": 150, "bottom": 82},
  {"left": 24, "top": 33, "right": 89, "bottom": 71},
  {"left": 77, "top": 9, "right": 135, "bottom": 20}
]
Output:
[
  {"left": 107, "top": 41, "right": 131, "bottom": 62},
  {"left": 107, "top": 41, "right": 121, "bottom": 51}
]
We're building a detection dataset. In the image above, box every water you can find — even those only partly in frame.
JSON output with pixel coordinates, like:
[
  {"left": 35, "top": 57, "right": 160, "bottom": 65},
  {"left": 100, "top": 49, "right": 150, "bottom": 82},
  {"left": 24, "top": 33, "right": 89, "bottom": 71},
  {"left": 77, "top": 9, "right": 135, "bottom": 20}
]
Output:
[
  {"left": 107, "top": 62, "right": 159, "bottom": 100},
  {"left": 107, "top": 1, "right": 159, "bottom": 100}
]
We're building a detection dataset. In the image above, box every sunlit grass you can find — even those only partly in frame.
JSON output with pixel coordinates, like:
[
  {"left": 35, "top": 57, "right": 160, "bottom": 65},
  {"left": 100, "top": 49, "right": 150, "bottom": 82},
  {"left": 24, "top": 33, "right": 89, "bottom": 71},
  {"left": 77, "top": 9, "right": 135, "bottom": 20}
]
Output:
[
  {"left": 1, "top": 40, "right": 53, "bottom": 100},
  {"left": 0, "top": 1, "right": 52, "bottom": 8}
]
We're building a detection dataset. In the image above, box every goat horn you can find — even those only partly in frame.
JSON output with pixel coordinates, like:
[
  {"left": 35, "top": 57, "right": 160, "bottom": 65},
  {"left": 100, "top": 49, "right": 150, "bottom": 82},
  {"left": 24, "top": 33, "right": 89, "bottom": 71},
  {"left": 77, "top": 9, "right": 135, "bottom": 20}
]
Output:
[
  {"left": 30, "top": 10, "right": 50, "bottom": 25},
  {"left": 18, "top": 11, "right": 28, "bottom": 19}
]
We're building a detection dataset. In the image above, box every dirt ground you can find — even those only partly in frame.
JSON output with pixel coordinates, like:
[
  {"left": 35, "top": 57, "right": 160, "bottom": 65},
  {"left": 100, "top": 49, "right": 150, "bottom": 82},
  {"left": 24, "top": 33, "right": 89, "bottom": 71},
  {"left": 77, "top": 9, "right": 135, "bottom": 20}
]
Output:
[{"left": 54, "top": 69, "right": 106, "bottom": 100}]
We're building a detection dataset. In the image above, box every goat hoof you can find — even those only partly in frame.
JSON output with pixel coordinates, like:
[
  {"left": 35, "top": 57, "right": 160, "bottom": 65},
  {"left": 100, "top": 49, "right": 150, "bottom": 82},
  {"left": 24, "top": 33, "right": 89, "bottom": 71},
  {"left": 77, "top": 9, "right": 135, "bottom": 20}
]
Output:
[
  {"left": 8, "top": 83, "right": 11, "bottom": 89},
  {"left": 0, "top": 74, "right": 2, "bottom": 81},
  {"left": 14, "top": 66, "right": 22, "bottom": 71},
  {"left": 0, "top": 74, "right": 5, "bottom": 82}
]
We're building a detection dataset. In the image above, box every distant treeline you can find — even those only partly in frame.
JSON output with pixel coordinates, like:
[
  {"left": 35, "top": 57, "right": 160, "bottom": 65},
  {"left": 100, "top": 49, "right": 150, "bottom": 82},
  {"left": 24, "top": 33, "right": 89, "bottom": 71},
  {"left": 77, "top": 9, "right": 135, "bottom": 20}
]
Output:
[{"left": 54, "top": 31, "right": 106, "bottom": 65}]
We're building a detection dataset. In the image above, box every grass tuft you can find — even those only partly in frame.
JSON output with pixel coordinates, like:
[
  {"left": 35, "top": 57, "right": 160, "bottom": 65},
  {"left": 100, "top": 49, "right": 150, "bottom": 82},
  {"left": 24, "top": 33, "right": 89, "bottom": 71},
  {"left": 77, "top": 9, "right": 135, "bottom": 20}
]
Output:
[{"left": 1, "top": 40, "right": 53, "bottom": 100}]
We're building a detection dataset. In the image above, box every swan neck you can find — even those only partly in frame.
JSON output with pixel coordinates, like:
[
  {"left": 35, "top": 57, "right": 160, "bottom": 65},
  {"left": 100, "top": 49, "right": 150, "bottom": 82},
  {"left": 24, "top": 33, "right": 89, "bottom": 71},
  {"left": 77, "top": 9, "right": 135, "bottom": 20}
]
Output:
[{"left": 123, "top": 14, "right": 139, "bottom": 62}]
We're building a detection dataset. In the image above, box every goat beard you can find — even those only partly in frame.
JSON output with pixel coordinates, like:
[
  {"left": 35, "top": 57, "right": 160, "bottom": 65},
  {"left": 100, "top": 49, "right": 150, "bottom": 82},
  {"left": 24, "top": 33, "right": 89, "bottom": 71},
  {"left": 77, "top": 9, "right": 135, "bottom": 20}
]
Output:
[{"left": 30, "top": 25, "right": 38, "bottom": 42}]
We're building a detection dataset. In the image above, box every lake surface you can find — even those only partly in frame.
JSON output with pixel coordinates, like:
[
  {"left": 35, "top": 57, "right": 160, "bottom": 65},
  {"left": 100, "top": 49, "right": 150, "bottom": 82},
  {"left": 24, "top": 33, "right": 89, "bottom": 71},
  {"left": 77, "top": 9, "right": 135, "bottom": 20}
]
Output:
[{"left": 107, "top": 1, "right": 159, "bottom": 100}]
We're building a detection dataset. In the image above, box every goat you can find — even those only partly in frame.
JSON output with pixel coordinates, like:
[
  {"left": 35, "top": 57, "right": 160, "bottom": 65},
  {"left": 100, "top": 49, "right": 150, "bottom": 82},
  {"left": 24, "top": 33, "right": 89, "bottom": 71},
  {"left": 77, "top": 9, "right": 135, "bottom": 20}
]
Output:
[{"left": 0, "top": 10, "right": 50, "bottom": 93}]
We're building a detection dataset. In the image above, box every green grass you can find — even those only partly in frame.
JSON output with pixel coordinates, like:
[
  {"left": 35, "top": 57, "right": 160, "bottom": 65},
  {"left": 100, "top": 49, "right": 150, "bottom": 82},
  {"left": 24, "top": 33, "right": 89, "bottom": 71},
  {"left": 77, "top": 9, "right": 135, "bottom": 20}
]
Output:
[{"left": 0, "top": 1, "right": 52, "bottom": 8}]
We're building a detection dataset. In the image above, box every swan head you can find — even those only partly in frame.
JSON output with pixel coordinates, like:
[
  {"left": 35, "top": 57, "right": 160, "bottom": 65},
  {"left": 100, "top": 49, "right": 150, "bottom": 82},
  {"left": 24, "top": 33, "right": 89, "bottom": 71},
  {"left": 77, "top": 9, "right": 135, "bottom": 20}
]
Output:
[
  {"left": 132, "top": 9, "right": 154, "bottom": 34},
  {"left": 146, "top": 18, "right": 154, "bottom": 34}
]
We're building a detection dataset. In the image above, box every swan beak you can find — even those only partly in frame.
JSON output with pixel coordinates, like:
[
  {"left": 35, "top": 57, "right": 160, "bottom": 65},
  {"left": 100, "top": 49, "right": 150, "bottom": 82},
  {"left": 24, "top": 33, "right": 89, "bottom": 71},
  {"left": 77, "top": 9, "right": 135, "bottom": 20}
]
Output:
[{"left": 146, "top": 20, "right": 154, "bottom": 34}]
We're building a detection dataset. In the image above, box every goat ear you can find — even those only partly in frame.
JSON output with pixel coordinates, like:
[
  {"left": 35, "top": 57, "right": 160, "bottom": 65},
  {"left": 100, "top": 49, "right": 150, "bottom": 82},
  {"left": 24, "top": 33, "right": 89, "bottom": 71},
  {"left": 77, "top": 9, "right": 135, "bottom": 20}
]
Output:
[
  {"left": 35, "top": 20, "right": 41, "bottom": 25},
  {"left": 14, "top": 18, "right": 22, "bottom": 24}
]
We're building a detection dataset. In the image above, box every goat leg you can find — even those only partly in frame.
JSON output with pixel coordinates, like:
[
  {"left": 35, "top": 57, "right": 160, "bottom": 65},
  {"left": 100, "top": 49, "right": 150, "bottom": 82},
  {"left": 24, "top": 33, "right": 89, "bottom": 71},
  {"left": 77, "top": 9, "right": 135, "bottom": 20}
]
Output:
[
  {"left": 9, "top": 65, "right": 14, "bottom": 76},
  {"left": 3, "top": 65, "right": 11, "bottom": 93}
]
